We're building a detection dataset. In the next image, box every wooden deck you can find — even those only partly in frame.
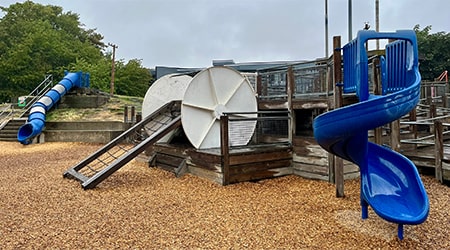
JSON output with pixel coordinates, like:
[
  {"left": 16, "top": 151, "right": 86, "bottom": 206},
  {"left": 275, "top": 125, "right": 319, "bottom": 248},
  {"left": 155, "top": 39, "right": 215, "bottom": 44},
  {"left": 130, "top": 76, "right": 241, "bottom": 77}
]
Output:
[{"left": 144, "top": 134, "right": 361, "bottom": 186}]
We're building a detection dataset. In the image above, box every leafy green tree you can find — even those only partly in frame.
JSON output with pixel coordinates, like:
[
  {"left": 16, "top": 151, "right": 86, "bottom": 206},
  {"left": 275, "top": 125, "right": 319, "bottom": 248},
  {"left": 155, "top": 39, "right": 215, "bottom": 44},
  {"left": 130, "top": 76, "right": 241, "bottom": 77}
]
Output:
[
  {"left": 69, "top": 56, "right": 152, "bottom": 97},
  {"left": 69, "top": 56, "right": 111, "bottom": 92},
  {"left": 0, "top": 1, "right": 104, "bottom": 101},
  {"left": 414, "top": 25, "right": 450, "bottom": 81},
  {"left": 0, "top": 1, "right": 152, "bottom": 102},
  {"left": 115, "top": 59, "right": 152, "bottom": 97}
]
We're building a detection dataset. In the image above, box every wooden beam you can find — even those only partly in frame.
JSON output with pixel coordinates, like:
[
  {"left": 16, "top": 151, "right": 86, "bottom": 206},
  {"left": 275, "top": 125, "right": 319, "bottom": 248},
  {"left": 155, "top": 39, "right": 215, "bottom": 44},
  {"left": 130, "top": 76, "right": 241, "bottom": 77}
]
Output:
[
  {"left": 372, "top": 57, "right": 382, "bottom": 145},
  {"left": 220, "top": 115, "right": 230, "bottom": 185},
  {"left": 390, "top": 120, "right": 401, "bottom": 152},
  {"left": 256, "top": 74, "right": 263, "bottom": 97},
  {"left": 435, "top": 120, "right": 443, "bottom": 183},
  {"left": 333, "top": 36, "right": 345, "bottom": 198},
  {"left": 409, "top": 108, "right": 417, "bottom": 150},
  {"left": 287, "top": 66, "right": 295, "bottom": 140}
]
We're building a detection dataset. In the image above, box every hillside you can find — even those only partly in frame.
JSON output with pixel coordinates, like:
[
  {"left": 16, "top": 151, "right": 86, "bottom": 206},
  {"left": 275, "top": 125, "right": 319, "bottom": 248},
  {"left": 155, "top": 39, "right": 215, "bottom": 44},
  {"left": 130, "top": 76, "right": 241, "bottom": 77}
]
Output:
[{"left": 46, "top": 95, "right": 143, "bottom": 122}]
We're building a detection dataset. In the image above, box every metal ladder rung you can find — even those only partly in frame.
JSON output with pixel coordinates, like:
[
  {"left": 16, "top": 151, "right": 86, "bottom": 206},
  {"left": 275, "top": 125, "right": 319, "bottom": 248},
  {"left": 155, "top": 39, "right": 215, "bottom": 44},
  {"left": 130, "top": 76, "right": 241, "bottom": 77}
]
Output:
[{"left": 83, "top": 164, "right": 102, "bottom": 175}]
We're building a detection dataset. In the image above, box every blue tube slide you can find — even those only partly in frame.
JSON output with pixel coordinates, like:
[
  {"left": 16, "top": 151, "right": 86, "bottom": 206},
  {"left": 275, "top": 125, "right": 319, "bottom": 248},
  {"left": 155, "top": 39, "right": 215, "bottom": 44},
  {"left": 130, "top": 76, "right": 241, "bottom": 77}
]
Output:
[
  {"left": 17, "top": 72, "right": 84, "bottom": 145},
  {"left": 313, "top": 30, "right": 429, "bottom": 239}
]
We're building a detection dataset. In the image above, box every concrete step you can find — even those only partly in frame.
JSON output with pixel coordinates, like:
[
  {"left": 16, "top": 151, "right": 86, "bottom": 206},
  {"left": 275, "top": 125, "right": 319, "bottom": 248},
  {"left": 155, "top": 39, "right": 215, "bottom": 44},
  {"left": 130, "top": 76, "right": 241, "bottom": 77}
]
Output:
[
  {"left": 0, "top": 137, "right": 18, "bottom": 142},
  {"left": 0, "top": 118, "right": 26, "bottom": 141},
  {"left": 42, "top": 121, "right": 131, "bottom": 143},
  {"left": 43, "top": 129, "right": 125, "bottom": 143}
]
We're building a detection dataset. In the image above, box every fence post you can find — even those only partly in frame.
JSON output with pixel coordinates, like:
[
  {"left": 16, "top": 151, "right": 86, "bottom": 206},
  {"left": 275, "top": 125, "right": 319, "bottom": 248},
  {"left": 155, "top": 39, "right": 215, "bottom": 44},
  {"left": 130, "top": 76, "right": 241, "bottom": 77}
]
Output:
[
  {"left": 123, "top": 106, "right": 129, "bottom": 123},
  {"left": 131, "top": 106, "right": 136, "bottom": 123},
  {"left": 434, "top": 120, "right": 443, "bottom": 183},
  {"left": 220, "top": 115, "right": 230, "bottom": 185},
  {"left": 333, "top": 36, "right": 344, "bottom": 198}
]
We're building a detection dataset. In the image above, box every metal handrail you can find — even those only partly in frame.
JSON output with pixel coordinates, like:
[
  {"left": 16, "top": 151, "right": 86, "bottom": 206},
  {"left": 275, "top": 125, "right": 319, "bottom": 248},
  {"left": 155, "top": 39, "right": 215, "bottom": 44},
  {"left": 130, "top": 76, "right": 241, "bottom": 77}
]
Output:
[
  {"left": 18, "top": 74, "right": 53, "bottom": 118},
  {"left": 0, "top": 104, "right": 14, "bottom": 129}
]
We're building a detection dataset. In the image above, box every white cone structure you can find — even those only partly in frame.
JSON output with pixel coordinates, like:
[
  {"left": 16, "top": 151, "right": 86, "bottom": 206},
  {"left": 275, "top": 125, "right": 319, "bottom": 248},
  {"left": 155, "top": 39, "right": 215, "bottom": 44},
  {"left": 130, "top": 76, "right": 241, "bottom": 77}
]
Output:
[{"left": 181, "top": 66, "right": 257, "bottom": 149}]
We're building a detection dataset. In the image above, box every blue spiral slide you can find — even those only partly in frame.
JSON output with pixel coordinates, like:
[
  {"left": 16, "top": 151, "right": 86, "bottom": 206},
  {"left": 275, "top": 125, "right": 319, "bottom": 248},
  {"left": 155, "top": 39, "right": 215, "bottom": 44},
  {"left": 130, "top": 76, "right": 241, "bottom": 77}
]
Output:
[
  {"left": 313, "top": 30, "right": 429, "bottom": 239},
  {"left": 17, "top": 71, "right": 88, "bottom": 145}
]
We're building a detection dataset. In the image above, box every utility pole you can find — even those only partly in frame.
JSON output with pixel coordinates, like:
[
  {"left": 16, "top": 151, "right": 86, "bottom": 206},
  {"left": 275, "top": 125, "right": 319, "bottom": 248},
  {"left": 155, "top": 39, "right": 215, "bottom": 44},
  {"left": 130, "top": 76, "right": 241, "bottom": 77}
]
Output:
[
  {"left": 108, "top": 43, "right": 118, "bottom": 96},
  {"left": 325, "top": 0, "right": 329, "bottom": 58}
]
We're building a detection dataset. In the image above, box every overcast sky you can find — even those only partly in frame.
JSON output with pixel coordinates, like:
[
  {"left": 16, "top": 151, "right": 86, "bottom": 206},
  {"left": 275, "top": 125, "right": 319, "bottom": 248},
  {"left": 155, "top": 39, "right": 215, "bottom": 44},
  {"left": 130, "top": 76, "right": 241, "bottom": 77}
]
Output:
[{"left": 1, "top": 0, "right": 449, "bottom": 68}]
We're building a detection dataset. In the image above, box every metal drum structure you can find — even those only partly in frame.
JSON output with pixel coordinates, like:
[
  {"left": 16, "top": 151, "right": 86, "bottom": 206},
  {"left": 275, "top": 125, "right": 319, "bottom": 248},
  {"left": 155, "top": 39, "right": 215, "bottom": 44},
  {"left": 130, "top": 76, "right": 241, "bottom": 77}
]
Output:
[{"left": 181, "top": 66, "right": 257, "bottom": 149}]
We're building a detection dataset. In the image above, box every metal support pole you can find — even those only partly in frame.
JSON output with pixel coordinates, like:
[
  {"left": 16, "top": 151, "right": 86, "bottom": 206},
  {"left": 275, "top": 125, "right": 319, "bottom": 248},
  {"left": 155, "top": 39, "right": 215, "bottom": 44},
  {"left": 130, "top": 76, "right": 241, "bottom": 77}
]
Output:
[
  {"left": 325, "top": 0, "right": 329, "bottom": 57},
  {"left": 348, "top": 0, "right": 352, "bottom": 42},
  {"left": 375, "top": 0, "right": 380, "bottom": 49}
]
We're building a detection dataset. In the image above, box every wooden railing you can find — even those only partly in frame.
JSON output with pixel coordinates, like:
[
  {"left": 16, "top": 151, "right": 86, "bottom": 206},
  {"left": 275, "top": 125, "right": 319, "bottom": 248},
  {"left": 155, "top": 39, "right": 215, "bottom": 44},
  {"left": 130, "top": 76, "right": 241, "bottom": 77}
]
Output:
[
  {"left": 398, "top": 104, "right": 450, "bottom": 183},
  {"left": 220, "top": 111, "right": 291, "bottom": 185},
  {"left": 256, "top": 59, "right": 330, "bottom": 100}
]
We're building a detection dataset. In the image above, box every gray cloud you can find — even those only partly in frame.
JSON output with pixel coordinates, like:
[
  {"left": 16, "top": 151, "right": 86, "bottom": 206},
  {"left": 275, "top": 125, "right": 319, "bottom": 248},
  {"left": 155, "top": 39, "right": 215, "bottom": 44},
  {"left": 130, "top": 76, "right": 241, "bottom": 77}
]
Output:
[{"left": 1, "top": 0, "right": 449, "bottom": 68}]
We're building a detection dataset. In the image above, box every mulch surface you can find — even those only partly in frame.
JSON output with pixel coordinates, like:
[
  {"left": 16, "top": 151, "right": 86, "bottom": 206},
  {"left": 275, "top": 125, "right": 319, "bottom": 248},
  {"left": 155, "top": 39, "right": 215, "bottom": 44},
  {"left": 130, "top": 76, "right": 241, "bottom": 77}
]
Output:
[{"left": 0, "top": 142, "right": 448, "bottom": 249}]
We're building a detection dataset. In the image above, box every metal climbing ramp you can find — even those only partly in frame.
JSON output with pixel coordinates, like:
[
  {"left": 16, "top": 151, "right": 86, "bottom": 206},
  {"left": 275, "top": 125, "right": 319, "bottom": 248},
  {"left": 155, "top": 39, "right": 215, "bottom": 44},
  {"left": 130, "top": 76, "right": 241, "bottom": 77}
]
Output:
[{"left": 63, "top": 101, "right": 182, "bottom": 189}]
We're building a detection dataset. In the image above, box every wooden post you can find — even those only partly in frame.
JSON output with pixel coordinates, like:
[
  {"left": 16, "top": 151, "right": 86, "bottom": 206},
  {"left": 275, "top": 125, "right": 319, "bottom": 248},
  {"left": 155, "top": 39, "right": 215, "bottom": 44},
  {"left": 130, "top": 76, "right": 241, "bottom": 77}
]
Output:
[
  {"left": 442, "top": 88, "right": 447, "bottom": 108},
  {"left": 220, "top": 115, "right": 230, "bottom": 185},
  {"left": 287, "top": 66, "right": 295, "bottom": 141},
  {"left": 136, "top": 112, "right": 142, "bottom": 123},
  {"left": 435, "top": 120, "right": 443, "bottom": 183},
  {"left": 256, "top": 73, "right": 263, "bottom": 97},
  {"left": 131, "top": 106, "right": 136, "bottom": 123},
  {"left": 373, "top": 57, "right": 383, "bottom": 145},
  {"left": 333, "top": 36, "right": 344, "bottom": 198},
  {"left": 409, "top": 108, "right": 417, "bottom": 149},
  {"left": 445, "top": 79, "right": 450, "bottom": 108},
  {"left": 430, "top": 103, "right": 437, "bottom": 134},
  {"left": 124, "top": 106, "right": 129, "bottom": 123},
  {"left": 390, "top": 120, "right": 401, "bottom": 152}
]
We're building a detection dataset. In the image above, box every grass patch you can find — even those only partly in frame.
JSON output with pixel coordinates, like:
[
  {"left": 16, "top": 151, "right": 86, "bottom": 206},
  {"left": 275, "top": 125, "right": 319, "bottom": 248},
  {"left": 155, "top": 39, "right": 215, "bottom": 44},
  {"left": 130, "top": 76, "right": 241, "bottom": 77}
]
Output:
[{"left": 47, "top": 95, "right": 143, "bottom": 122}]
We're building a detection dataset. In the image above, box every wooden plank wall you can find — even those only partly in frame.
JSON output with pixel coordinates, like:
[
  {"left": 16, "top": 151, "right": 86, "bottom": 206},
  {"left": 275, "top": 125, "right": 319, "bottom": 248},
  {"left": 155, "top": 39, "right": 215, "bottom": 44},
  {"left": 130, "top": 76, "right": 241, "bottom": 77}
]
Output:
[
  {"left": 227, "top": 147, "right": 292, "bottom": 184},
  {"left": 149, "top": 143, "right": 293, "bottom": 185},
  {"left": 292, "top": 137, "right": 359, "bottom": 181}
]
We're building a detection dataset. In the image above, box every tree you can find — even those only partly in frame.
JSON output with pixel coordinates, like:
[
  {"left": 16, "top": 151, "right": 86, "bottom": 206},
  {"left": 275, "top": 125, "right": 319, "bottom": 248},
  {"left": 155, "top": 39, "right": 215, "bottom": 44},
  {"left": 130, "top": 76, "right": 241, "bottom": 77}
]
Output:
[
  {"left": 0, "top": 1, "right": 153, "bottom": 102},
  {"left": 414, "top": 25, "right": 450, "bottom": 81},
  {"left": 0, "top": 1, "right": 104, "bottom": 101},
  {"left": 69, "top": 55, "right": 152, "bottom": 97},
  {"left": 114, "top": 59, "right": 152, "bottom": 97},
  {"left": 69, "top": 56, "right": 112, "bottom": 92}
]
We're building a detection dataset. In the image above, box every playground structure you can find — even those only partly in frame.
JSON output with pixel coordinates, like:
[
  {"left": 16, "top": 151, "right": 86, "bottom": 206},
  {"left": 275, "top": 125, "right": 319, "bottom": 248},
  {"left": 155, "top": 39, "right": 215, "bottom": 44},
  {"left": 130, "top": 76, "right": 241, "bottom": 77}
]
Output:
[
  {"left": 0, "top": 28, "right": 442, "bottom": 239},
  {"left": 314, "top": 30, "right": 429, "bottom": 239},
  {"left": 61, "top": 29, "right": 436, "bottom": 239}
]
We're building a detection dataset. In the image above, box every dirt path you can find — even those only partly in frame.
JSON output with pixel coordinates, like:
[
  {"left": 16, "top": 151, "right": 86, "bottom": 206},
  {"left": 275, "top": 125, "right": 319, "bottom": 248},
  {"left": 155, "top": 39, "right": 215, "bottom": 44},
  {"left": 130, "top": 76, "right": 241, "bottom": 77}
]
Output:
[{"left": 0, "top": 142, "right": 448, "bottom": 249}]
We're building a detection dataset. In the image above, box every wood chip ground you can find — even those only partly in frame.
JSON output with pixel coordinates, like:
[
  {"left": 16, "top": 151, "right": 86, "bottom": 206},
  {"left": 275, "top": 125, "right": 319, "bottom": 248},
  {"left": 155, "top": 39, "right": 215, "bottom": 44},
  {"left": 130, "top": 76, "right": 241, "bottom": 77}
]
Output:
[{"left": 0, "top": 142, "right": 448, "bottom": 249}]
